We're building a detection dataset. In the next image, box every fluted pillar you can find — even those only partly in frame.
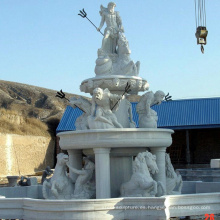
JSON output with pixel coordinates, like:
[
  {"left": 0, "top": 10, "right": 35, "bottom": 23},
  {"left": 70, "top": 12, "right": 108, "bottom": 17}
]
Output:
[
  {"left": 150, "top": 147, "right": 167, "bottom": 194},
  {"left": 67, "top": 149, "right": 82, "bottom": 183},
  {"left": 93, "top": 148, "right": 111, "bottom": 199}
]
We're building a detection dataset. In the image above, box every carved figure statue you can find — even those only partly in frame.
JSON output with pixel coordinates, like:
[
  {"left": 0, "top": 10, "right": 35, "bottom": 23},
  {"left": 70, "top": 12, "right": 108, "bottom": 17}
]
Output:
[
  {"left": 120, "top": 151, "right": 164, "bottom": 197},
  {"left": 41, "top": 166, "right": 53, "bottom": 184},
  {"left": 88, "top": 88, "right": 123, "bottom": 129},
  {"left": 165, "top": 153, "right": 183, "bottom": 195},
  {"left": 67, "top": 157, "right": 96, "bottom": 199},
  {"left": 97, "top": 2, "right": 124, "bottom": 54},
  {"left": 136, "top": 90, "right": 165, "bottom": 128},
  {"left": 42, "top": 153, "right": 74, "bottom": 199},
  {"left": 70, "top": 97, "right": 92, "bottom": 130},
  {"left": 94, "top": 3, "right": 140, "bottom": 77}
]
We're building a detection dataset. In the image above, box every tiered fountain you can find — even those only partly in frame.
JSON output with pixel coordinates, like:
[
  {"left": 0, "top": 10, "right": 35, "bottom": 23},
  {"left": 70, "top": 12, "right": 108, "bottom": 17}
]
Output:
[
  {"left": 0, "top": 2, "right": 220, "bottom": 220},
  {"left": 57, "top": 1, "right": 175, "bottom": 200}
]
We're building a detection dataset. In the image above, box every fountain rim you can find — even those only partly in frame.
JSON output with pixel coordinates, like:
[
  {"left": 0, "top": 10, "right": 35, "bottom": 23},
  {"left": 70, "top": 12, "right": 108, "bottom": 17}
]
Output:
[
  {"left": 81, "top": 75, "right": 146, "bottom": 84},
  {"left": 57, "top": 128, "right": 174, "bottom": 150},
  {"left": 57, "top": 128, "right": 174, "bottom": 136}
]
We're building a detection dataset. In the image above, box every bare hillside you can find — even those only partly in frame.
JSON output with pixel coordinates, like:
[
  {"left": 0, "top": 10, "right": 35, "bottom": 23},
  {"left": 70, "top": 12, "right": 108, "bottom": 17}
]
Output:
[{"left": 0, "top": 80, "right": 84, "bottom": 135}]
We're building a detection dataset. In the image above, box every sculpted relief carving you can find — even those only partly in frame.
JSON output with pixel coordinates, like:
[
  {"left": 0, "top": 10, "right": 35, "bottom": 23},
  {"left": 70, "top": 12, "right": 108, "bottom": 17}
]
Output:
[
  {"left": 165, "top": 153, "right": 183, "bottom": 195},
  {"left": 42, "top": 153, "right": 74, "bottom": 199},
  {"left": 42, "top": 154, "right": 95, "bottom": 200},
  {"left": 67, "top": 158, "right": 96, "bottom": 199},
  {"left": 120, "top": 151, "right": 165, "bottom": 197},
  {"left": 136, "top": 91, "right": 165, "bottom": 128},
  {"left": 88, "top": 88, "right": 123, "bottom": 129}
]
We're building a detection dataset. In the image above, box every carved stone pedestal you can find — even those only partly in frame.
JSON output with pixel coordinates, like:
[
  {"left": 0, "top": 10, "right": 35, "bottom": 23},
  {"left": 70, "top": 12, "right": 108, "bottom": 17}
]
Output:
[{"left": 58, "top": 128, "right": 173, "bottom": 198}]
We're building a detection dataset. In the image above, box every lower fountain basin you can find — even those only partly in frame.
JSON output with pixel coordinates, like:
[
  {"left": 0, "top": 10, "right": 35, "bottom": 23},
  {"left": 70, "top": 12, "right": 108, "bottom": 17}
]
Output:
[{"left": 0, "top": 192, "right": 220, "bottom": 220}]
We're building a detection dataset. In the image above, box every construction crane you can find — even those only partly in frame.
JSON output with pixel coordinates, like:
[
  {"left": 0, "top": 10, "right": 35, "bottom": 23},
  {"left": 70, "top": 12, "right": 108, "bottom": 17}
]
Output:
[{"left": 194, "top": 0, "right": 208, "bottom": 53}]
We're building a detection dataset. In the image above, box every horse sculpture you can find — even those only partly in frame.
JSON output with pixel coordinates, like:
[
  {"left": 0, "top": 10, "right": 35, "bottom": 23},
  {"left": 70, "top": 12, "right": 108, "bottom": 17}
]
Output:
[
  {"left": 165, "top": 153, "right": 183, "bottom": 195},
  {"left": 120, "top": 151, "right": 161, "bottom": 197},
  {"left": 42, "top": 153, "right": 74, "bottom": 199}
]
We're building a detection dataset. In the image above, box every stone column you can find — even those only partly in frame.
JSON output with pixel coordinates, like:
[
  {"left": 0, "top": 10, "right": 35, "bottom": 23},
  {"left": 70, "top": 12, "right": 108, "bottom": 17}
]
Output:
[
  {"left": 150, "top": 147, "right": 167, "bottom": 194},
  {"left": 93, "top": 148, "right": 111, "bottom": 199},
  {"left": 67, "top": 149, "right": 82, "bottom": 183}
]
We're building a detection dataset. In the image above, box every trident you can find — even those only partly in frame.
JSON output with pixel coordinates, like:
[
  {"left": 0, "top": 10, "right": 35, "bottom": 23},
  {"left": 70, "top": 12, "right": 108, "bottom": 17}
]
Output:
[
  {"left": 151, "top": 93, "right": 172, "bottom": 107},
  {"left": 111, "top": 83, "right": 131, "bottom": 111},
  {"left": 55, "top": 89, "right": 85, "bottom": 113},
  {"left": 56, "top": 89, "right": 70, "bottom": 102},
  {"left": 78, "top": 8, "right": 104, "bottom": 36},
  {"left": 165, "top": 93, "right": 172, "bottom": 102}
]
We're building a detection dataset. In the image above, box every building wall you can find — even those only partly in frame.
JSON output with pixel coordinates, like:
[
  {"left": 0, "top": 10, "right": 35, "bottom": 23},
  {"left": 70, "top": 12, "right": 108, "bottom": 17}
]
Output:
[
  {"left": 0, "top": 133, "right": 55, "bottom": 177},
  {"left": 194, "top": 128, "right": 220, "bottom": 164},
  {"left": 168, "top": 128, "right": 220, "bottom": 164},
  {"left": 167, "top": 130, "right": 187, "bottom": 164}
]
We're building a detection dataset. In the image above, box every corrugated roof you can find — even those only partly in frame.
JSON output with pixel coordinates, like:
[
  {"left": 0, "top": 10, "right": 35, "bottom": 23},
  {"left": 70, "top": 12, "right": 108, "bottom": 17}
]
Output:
[
  {"left": 56, "top": 106, "right": 83, "bottom": 132},
  {"left": 56, "top": 97, "right": 220, "bottom": 133},
  {"left": 153, "top": 98, "right": 220, "bottom": 129}
]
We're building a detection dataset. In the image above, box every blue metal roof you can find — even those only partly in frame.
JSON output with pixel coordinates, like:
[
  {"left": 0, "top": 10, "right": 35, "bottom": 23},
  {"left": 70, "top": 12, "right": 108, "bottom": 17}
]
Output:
[
  {"left": 56, "top": 97, "right": 220, "bottom": 133},
  {"left": 152, "top": 98, "right": 220, "bottom": 129},
  {"left": 56, "top": 106, "right": 83, "bottom": 132}
]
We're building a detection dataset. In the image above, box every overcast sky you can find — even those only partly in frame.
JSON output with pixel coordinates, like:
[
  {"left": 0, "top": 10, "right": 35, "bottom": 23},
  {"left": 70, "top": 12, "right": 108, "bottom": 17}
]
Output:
[{"left": 1, "top": 0, "right": 220, "bottom": 100}]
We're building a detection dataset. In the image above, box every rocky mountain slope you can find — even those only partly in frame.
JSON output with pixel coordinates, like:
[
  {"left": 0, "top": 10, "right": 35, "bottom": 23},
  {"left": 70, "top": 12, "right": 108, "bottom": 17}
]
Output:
[{"left": 0, "top": 80, "right": 84, "bottom": 135}]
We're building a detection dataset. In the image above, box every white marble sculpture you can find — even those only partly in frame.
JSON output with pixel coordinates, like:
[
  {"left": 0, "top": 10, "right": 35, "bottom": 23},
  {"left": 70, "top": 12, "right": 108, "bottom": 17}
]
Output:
[
  {"left": 120, "top": 151, "right": 165, "bottom": 197},
  {"left": 67, "top": 157, "right": 96, "bottom": 199},
  {"left": 88, "top": 87, "right": 123, "bottom": 129},
  {"left": 136, "top": 90, "right": 165, "bottom": 128},
  {"left": 165, "top": 153, "right": 183, "bottom": 195},
  {"left": 113, "top": 33, "right": 140, "bottom": 76},
  {"left": 69, "top": 97, "right": 92, "bottom": 130},
  {"left": 125, "top": 97, "right": 136, "bottom": 128},
  {"left": 95, "top": 3, "right": 140, "bottom": 76},
  {"left": 42, "top": 153, "right": 74, "bottom": 199},
  {"left": 97, "top": 2, "right": 124, "bottom": 54},
  {"left": 95, "top": 49, "right": 112, "bottom": 75}
]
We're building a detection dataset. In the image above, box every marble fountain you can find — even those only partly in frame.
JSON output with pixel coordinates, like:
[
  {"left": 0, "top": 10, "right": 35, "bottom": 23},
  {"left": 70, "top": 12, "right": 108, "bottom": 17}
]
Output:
[{"left": 0, "top": 2, "right": 220, "bottom": 220}]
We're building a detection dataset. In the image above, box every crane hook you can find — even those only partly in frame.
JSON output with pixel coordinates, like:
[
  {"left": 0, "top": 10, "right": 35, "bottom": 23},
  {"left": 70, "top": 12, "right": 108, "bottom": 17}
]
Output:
[{"left": 201, "top": 45, "right": 204, "bottom": 54}]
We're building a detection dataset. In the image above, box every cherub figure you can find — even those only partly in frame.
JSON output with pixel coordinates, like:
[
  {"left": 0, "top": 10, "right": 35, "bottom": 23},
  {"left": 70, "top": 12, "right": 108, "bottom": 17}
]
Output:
[
  {"left": 67, "top": 157, "right": 96, "bottom": 199},
  {"left": 88, "top": 87, "right": 123, "bottom": 129}
]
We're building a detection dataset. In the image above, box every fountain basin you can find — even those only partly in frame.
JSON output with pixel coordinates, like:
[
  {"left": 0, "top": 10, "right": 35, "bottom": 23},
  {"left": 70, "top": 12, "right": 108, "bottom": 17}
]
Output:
[
  {"left": 58, "top": 128, "right": 174, "bottom": 150},
  {"left": 0, "top": 193, "right": 220, "bottom": 220}
]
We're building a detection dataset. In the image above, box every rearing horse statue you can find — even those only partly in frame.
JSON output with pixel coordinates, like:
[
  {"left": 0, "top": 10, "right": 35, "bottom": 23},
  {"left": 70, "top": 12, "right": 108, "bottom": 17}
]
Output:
[{"left": 120, "top": 151, "right": 163, "bottom": 197}]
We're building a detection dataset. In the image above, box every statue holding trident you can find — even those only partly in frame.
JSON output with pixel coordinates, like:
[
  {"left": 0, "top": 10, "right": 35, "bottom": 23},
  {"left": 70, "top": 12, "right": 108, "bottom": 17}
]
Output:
[
  {"left": 97, "top": 2, "right": 124, "bottom": 54},
  {"left": 78, "top": 3, "right": 141, "bottom": 76}
]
